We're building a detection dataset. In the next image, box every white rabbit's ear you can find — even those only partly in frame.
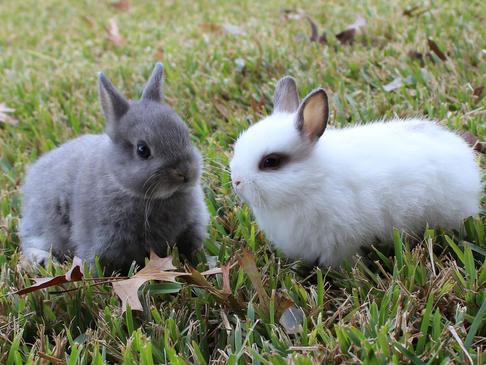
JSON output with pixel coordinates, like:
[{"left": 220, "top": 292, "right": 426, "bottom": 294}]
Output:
[
  {"left": 98, "top": 72, "right": 129, "bottom": 131},
  {"left": 141, "top": 62, "right": 164, "bottom": 102},
  {"left": 273, "top": 76, "right": 299, "bottom": 113},
  {"left": 296, "top": 88, "right": 329, "bottom": 141}
]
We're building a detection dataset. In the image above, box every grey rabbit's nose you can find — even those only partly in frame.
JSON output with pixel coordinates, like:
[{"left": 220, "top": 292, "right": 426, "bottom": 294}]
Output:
[{"left": 172, "top": 169, "right": 189, "bottom": 183}]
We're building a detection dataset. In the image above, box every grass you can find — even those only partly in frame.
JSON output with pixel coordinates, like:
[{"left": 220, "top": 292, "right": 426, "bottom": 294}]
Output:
[{"left": 0, "top": 0, "right": 485, "bottom": 363}]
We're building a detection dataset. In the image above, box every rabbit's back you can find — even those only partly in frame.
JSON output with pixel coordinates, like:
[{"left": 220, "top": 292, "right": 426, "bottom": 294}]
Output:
[{"left": 20, "top": 135, "right": 106, "bottom": 257}]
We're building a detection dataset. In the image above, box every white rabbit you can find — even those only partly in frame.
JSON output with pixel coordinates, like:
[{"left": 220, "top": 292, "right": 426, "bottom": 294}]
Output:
[{"left": 230, "top": 76, "right": 482, "bottom": 266}]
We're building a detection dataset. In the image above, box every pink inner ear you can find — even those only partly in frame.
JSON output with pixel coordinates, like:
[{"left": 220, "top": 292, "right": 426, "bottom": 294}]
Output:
[{"left": 298, "top": 89, "right": 329, "bottom": 140}]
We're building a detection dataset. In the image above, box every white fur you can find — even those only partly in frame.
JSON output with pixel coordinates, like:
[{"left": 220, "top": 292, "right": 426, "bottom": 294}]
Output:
[{"left": 230, "top": 114, "right": 482, "bottom": 266}]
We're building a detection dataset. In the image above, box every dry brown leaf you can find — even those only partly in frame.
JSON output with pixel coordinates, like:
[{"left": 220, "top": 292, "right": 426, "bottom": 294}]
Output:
[
  {"left": 112, "top": 252, "right": 188, "bottom": 312},
  {"left": 111, "top": 0, "right": 130, "bottom": 11},
  {"left": 461, "top": 131, "right": 484, "bottom": 154},
  {"left": 0, "top": 103, "right": 18, "bottom": 126},
  {"left": 16, "top": 257, "right": 84, "bottom": 295},
  {"left": 336, "top": 15, "right": 366, "bottom": 45},
  {"left": 427, "top": 38, "right": 447, "bottom": 61},
  {"left": 200, "top": 23, "right": 223, "bottom": 33},
  {"left": 306, "top": 16, "right": 319, "bottom": 42},
  {"left": 473, "top": 85, "right": 483, "bottom": 98},
  {"left": 200, "top": 261, "right": 236, "bottom": 295},
  {"left": 237, "top": 248, "right": 269, "bottom": 308},
  {"left": 304, "top": 16, "right": 327, "bottom": 44},
  {"left": 220, "top": 262, "right": 232, "bottom": 295},
  {"left": 106, "top": 19, "right": 124, "bottom": 46}
]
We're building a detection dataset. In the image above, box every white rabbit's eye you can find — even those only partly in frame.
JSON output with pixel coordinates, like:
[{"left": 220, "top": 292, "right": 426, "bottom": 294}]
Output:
[
  {"left": 136, "top": 141, "right": 151, "bottom": 159},
  {"left": 259, "top": 153, "right": 288, "bottom": 170}
]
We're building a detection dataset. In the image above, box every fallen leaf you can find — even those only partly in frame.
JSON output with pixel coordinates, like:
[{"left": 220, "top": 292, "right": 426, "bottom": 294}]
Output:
[
  {"left": 0, "top": 103, "right": 18, "bottom": 126},
  {"left": 112, "top": 252, "right": 188, "bottom": 312},
  {"left": 461, "top": 131, "right": 484, "bottom": 154},
  {"left": 200, "top": 23, "right": 222, "bottom": 33},
  {"left": 106, "top": 19, "right": 124, "bottom": 46},
  {"left": 274, "top": 290, "right": 295, "bottom": 319},
  {"left": 237, "top": 249, "right": 269, "bottom": 308},
  {"left": 221, "top": 262, "right": 232, "bottom": 295},
  {"left": 184, "top": 266, "right": 245, "bottom": 313},
  {"left": 304, "top": 16, "right": 327, "bottom": 44},
  {"left": 336, "top": 16, "right": 366, "bottom": 45},
  {"left": 111, "top": 0, "right": 130, "bottom": 11},
  {"left": 473, "top": 86, "right": 483, "bottom": 98},
  {"left": 427, "top": 38, "right": 447, "bottom": 61},
  {"left": 16, "top": 257, "right": 84, "bottom": 295},
  {"left": 201, "top": 261, "right": 236, "bottom": 295},
  {"left": 306, "top": 16, "right": 319, "bottom": 42}
]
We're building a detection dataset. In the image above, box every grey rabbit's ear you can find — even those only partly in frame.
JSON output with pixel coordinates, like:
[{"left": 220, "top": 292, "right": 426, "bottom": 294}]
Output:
[
  {"left": 98, "top": 72, "right": 129, "bottom": 136},
  {"left": 141, "top": 62, "right": 164, "bottom": 102},
  {"left": 296, "top": 88, "right": 329, "bottom": 142},
  {"left": 273, "top": 76, "right": 299, "bottom": 113}
]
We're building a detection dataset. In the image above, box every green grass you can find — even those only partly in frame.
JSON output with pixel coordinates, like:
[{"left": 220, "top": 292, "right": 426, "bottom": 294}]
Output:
[{"left": 1, "top": 0, "right": 485, "bottom": 363}]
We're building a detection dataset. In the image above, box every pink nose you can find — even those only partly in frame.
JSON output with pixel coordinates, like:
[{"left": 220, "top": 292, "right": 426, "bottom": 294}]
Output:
[{"left": 234, "top": 180, "right": 241, "bottom": 186}]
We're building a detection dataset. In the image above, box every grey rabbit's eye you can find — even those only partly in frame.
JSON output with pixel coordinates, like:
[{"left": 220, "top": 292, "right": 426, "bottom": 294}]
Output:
[{"left": 136, "top": 141, "right": 151, "bottom": 159}]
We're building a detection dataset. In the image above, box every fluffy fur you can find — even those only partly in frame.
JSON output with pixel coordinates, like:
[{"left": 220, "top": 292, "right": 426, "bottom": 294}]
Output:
[
  {"left": 230, "top": 76, "right": 482, "bottom": 266},
  {"left": 20, "top": 63, "right": 209, "bottom": 272}
]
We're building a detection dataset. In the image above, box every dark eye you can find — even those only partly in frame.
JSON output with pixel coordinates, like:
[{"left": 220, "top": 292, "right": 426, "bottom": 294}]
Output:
[
  {"left": 259, "top": 153, "right": 287, "bottom": 170},
  {"left": 136, "top": 141, "right": 151, "bottom": 159}
]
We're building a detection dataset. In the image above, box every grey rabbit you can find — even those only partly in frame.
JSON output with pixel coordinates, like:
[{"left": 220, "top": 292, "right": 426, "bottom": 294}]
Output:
[{"left": 19, "top": 63, "right": 209, "bottom": 272}]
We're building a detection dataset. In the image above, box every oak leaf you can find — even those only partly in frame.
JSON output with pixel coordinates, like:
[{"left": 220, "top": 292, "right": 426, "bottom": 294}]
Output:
[
  {"left": 112, "top": 252, "right": 188, "bottom": 312},
  {"left": 16, "top": 257, "right": 84, "bottom": 295}
]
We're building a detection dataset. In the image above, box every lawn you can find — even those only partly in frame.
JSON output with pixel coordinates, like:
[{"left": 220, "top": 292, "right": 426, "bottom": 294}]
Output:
[{"left": 0, "top": 0, "right": 485, "bottom": 363}]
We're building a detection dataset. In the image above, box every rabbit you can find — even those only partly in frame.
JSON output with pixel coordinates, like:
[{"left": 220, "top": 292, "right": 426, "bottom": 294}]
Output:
[
  {"left": 230, "top": 76, "right": 482, "bottom": 267},
  {"left": 19, "top": 63, "right": 209, "bottom": 272}
]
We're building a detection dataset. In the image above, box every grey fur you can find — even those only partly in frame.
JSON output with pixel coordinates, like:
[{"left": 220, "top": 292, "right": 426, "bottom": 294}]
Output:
[
  {"left": 141, "top": 62, "right": 164, "bottom": 101},
  {"left": 20, "top": 63, "right": 209, "bottom": 273},
  {"left": 273, "top": 76, "right": 299, "bottom": 113}
]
